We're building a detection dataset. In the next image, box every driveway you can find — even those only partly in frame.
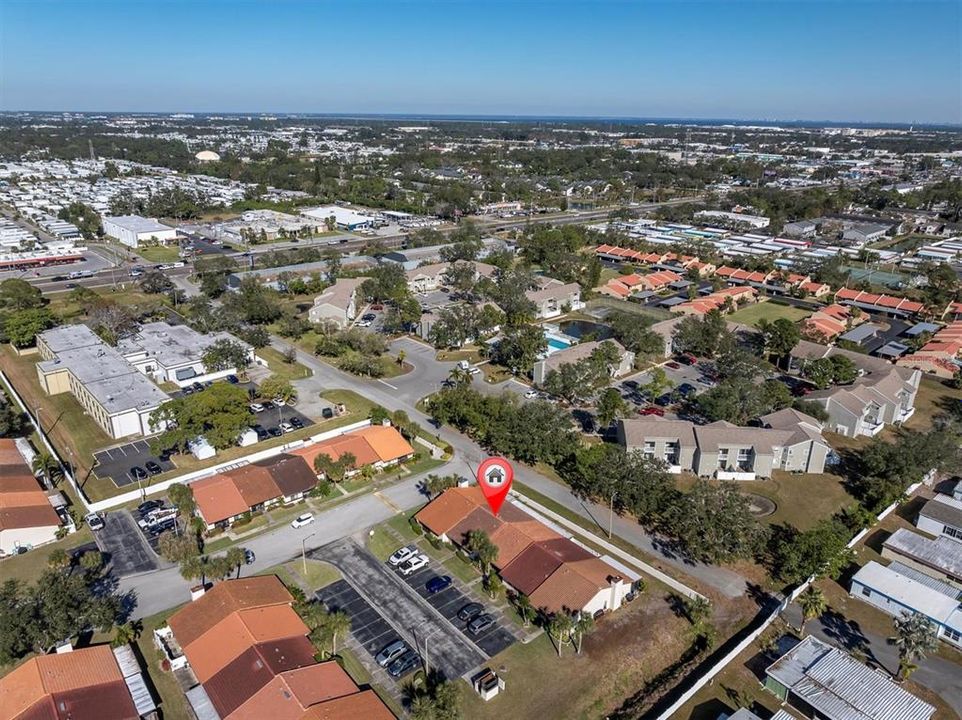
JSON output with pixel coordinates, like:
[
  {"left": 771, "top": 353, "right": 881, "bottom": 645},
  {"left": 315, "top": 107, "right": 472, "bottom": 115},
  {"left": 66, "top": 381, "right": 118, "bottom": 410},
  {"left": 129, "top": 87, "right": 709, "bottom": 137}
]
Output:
[
  {"left": 311, "top": 537, "right": 486, "bottom": 680},
  {"left": 94, "top": 510, "right": 161, "bottom": 576}
]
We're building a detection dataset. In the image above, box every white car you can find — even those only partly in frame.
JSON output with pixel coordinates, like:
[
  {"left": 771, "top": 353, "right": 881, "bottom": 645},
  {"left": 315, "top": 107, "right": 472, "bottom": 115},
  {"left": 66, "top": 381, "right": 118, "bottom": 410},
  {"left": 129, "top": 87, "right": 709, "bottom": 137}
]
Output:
[
  {"left": 388, "top": 545, "right": 418, "bottom": 567},
  {"left": 356, "top": 320, "right": 373, "bottom": 328},
  {"left": 291, "top": 513, "right": 315, "bottom": 529},
  {"left": 468, "top": 367, "right": 481, "bottom": 375},
  {"left": 249, "top": 403, "right": 265, "bottom": 413},
  {"left": 397, "top": 553, "right": 429, "bottom": 576},
  {"left": 273, "top": 397, "right": 287, "bottom": 406},
  {"left": 85, "top": 513, "right": 105, "bottom": 531},
  {"left": 279, "top": 422, "right": 294, "bottom": 433},
  {"left": 524, "top": 390, "right": 539, "bottom": 399}
]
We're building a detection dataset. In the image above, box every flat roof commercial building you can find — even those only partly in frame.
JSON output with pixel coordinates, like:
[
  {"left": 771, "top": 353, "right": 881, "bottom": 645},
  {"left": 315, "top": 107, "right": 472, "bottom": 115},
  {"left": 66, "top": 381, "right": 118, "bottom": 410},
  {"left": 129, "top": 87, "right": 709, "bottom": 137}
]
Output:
[
  {"left": 103, "top": 215, "right": 178, "bottom": 248},
  {"left": 36, "top": 324, "right": 171, "bottom": 440}
]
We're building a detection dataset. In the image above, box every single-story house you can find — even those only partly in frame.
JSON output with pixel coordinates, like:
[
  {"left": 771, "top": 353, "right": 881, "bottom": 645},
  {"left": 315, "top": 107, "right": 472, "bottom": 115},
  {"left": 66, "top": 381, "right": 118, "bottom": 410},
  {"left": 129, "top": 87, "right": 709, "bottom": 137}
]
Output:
[
  {"left": 416, "top": 487, "right": 632, "bottom": 616},
  {"left": 882, "top": 527, "right": 962, "bottom": 588},
  {"left": 850, "top": 561, "right": 962, "bottom": 648},
  {"left": 307, "top": 277, "right": 365, "bottom": 327},
  {"left": 0, "top": 439, "right": 62, "bottom": 555},
  {"left": 290, "top": 424, "right": 415, "bottom": 479},
  {"left": 763, "top": 635, "right": 934, "bottom": 720},
  {"left": 917, "top": 494, "right": 962, "bottom": 543},
  {"left": 190, "top": 454, "right": 318, "bottom": 529}
]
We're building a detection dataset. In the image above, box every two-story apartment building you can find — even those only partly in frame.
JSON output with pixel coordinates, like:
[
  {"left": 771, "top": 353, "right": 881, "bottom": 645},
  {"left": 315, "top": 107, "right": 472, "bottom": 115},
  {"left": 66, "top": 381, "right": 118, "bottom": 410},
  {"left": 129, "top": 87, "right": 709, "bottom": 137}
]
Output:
[
  {"left": 532, "top": 339, "right": 634, "bottom": 386},
  {"left": 405, "top": 260, "right": 497, "bottom": 294},
  {"left": 307, "top": 277, "right": 365, "bottom": 327},
  {"left": 792, "top": 341, "right": 921, "bottom": 438},
  {"left": 616, "top": 409, "right": 829, "bottom": 479},
  {"left": 525, "top": 277, "right": 583, "bottom": 319}
]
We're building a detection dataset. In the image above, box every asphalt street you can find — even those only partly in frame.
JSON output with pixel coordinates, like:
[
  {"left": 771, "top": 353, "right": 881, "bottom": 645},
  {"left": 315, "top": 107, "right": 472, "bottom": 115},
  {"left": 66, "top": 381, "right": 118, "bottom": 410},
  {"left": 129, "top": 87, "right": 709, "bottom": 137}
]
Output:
[
  {"left": 273, "top": 336, "right": 749, "bottom": 599},
  {"left": 95, "top": 510, "right": 162, "bottom": 576}
]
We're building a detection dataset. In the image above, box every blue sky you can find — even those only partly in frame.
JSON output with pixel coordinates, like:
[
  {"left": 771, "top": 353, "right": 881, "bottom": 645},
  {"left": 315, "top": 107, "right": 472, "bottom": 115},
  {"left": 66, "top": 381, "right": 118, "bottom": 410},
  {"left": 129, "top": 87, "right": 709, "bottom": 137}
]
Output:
[{"left": 1, "top": 0, "right": 959, "bottom": 123}]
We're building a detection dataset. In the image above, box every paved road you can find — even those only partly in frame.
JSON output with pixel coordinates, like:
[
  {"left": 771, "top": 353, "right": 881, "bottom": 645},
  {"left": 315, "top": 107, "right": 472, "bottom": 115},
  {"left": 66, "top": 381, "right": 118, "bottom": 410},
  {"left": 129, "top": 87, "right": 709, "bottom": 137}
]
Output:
[
  {"left": 95, "top": 511, "right": 162, "bottom": 576},
  {"left": 782, "top": 604, "right": 962, "bottom": 718},
  {"left": 272, "top": 336, "right": 748, "bottom": 599},
  {"left": 312, "top": 537, "right": 486, "bottom": 680},
  {"left": 119, "top": 466, "right": 434, "bottom": 619}
]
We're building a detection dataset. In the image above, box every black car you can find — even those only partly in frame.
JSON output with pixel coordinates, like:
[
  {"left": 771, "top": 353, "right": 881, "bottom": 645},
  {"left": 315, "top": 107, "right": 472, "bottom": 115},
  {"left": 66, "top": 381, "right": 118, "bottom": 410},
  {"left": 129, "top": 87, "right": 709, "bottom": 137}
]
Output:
[
  {"left": 387, "top": 649, "right": 421, "bottom": 678},
  {"left": 129, "top": 466, "right": 148, "bottom": 480},
  {"left": 268, "top": 427, "right": 283, "bottom": 438},
  {"left": 253, "top": 425, "right": 268, "bottom": 441},
  {"left": 262, "top": 401, "right": 275, "bottom": 411},
  {"left": 623, "top": 380, "right": 639, "bottom": 390},
  {"left": 226, "top": 374, "right": 239, "bottom": 384},
  {"left": 137, "top": 499, "right": 163, "bottom": 516},
  {"left": 457, "top": 602, "right": 483, "bottom": 622},
  {"left": 145, "top": 461, "right": 163, "bottom": 475},
  {"left": 654, "top": 393, "right": 674, "bottom": 407},
  {"left": 244, "top": 549, "right": 256, "bottom": 564},
  {"left": 361, "top": 312, "right": 377, "bottom": 322},
  {"left": 321, "top": 407, "right": 334, "bottom": 419},
  {"left": 182, "top": 386, "right": 195, "bottom": 396},
  {"left": 148, "top": 519, "right": 176, "bottom": 536},
  {"left": 677, "top": 383, "right": 697, "bottom": 397},
  {"left": 191, "top": 382, "right": 204, "bottom": 392},
  {"left": 289, "top": 417, "right": 303, "bottom": 429}
]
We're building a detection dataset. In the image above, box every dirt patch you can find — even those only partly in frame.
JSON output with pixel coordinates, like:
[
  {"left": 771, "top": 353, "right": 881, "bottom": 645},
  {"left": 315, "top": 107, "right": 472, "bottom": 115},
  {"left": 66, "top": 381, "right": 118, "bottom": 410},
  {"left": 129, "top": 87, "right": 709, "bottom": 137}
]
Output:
[{"left": 742, "top": 492, "right": 776, "bottom": 517}]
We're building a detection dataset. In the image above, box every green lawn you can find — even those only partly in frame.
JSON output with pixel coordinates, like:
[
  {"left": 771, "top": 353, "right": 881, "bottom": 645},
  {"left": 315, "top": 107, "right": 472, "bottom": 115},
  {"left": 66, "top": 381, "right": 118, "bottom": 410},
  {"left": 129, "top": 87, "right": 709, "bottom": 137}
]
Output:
[
  {"left": 366, "top": 524, "right": 401, "bottom": 561},
  {"left": 0, "top": 528, "right": 94, "bottom": 586},
  {"left": 258, "top": 346, "right": 312, "bottom": 382},
  {"left": 737, "top": 471, "right": 857, "bottom": 531},
  {"left": 135, "top": 245, "right": 182, "bottom": 263},
  {"left": 727, "top": 301, "right": 811, "bottom": 328}
]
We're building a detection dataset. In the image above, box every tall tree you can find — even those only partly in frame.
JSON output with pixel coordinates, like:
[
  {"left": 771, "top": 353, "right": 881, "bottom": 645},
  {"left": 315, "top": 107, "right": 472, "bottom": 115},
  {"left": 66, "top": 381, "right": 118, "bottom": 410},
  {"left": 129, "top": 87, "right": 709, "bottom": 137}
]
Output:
[
  {"left": 797, "top": 586, "right": 827, "bottom": 636},
  {"left": 891, "top": 612, "right": 938, "bottom": 680}
]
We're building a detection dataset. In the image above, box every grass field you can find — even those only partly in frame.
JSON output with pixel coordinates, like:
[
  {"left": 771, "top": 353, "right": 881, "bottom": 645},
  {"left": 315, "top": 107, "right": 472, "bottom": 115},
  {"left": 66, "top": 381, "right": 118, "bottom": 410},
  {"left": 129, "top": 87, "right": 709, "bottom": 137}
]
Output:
[
  {"left": 258, "top": 346, "right": 312, "bottom": 381},
  {"left": 720, "top": 471, "right": 856, "bottom": 531},
  {"left": 459, "top": 590, "right": 693, "bottom": 720},
  {"left": 135, "top": 245, "right": 181, "bottom": 263},
  {"left": 0, "top": 528, "right": 94, "bottom": 586},
  {"left": 727, "top": 301, "right": 810, "bottom": 328},
  {"left": 904, "top": 376, "right": 960, "bottom": 432}
]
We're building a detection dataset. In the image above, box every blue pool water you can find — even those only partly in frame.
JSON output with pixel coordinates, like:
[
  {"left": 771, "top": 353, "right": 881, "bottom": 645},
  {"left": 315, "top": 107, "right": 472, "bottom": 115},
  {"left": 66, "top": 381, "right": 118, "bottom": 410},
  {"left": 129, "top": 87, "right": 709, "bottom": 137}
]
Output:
[{"left": 547, "top": 337, "right": 572, "bottom": 352}]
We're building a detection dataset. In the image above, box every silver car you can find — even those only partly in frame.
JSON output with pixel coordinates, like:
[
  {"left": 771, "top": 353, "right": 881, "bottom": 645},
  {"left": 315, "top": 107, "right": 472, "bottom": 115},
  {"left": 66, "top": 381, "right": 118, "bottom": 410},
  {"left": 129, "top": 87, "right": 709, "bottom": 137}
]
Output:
[{"left": 375, "top": 639, "right": 409, "bottom": 667}]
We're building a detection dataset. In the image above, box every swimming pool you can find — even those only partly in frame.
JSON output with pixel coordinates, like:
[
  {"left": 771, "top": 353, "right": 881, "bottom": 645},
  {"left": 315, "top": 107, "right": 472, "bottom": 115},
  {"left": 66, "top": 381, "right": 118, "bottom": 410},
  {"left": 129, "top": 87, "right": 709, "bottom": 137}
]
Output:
[{"left": 547, "top": 337, "right": 572, "bottom": 352}]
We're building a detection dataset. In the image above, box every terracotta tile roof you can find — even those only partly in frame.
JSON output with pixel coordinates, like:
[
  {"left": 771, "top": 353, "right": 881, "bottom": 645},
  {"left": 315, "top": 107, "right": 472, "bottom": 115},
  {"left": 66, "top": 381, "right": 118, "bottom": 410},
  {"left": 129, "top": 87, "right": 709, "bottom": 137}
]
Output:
[
  {"left": 0, "top": 645, "right": 135, "bottom": 720},
  {"left": 256, "top": 455, "right": 318, "bottom": 498},
  {"left": 191, "top": 474, "right": 250, "bottom": 525},
  {"left": 253, "top": 637, "right": 318, "bottom": 675},
  {"left": 298, "top": 689, "right": 397, "bottom": 720},
  {"left": 186, "top": 605, "right": 309, "bottom": 682},
  {"left": 355, "top": 425, "right": 415, "bottom": 463},
  {"left": 291, "top": 426, "right": 413, "bottom": 474},
  {"left": 0, "top": 443, "right": 60, "bottom": 533},
  {"left": 168, "top": 576, "right": 293, "bottom": 649},
  {"left": 230, "top": 663, "right": 358, "bottom": 720},
  {"left": 203, "top": 645, "right": 277, "bottom": 717},
  {"left": 528, "top": 564, "right": 605, "bottom": 615},
  {"left": 0, "top": 439, "right": 25, "bottom": 465},
  {"left": 500, "top": 543, "right": 564, "bottom": 596},
  {"left": 448, "top": 506, "right": 503, "bottom": 546},
  {"left": 0, "top": 506, "right": 61, "bottom": 532},
  {"left": 414, "top": 488, "right": 480, "bottom": 536}
]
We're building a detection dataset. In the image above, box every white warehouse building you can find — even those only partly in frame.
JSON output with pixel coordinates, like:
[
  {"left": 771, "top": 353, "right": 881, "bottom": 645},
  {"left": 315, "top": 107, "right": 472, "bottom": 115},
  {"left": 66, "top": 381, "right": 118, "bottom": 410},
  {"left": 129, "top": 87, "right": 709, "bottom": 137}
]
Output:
[{"left": 103, "top": 215, "right": 178, "bottom": 248}]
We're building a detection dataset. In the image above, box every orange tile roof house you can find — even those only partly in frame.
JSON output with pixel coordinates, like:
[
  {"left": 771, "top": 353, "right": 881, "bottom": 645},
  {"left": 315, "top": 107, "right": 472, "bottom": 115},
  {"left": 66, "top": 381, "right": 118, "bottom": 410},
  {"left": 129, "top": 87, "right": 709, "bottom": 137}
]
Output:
[
  {"left": 897, "top": 321, "right": 962, "bottom": 378},
  {"left": 191, "top": 453, "right": 318, "bottom": 529},
  {"left": 290, "top": 424, "right": 415, "bottom": 479},
  {"left": 0, "top": 439, "right": 62, "bottom": 556},
  {"left": 834, "top": 287, "right": 926, "bottom": 318},
  {"left": 0, "top": 644, "right": 155, "bottom": 720},
  {"left": 416, "top": 487, "right": 630, "bottom": 616},
  {"left": 162, "top": 576, "right": 395, "bottom": 720},
  {"left": 670, "top": 286, "right": 756, "bottom": 317},
  {"left": 800, "top": 303, "right": 866, "bottom": 343}
]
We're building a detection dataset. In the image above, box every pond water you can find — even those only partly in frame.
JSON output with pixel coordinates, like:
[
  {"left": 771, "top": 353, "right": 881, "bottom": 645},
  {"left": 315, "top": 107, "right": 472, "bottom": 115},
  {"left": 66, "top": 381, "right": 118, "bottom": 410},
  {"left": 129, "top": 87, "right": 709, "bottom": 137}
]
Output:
[{"left": 558, "top": 320, "right": 615, "bottom": 341}]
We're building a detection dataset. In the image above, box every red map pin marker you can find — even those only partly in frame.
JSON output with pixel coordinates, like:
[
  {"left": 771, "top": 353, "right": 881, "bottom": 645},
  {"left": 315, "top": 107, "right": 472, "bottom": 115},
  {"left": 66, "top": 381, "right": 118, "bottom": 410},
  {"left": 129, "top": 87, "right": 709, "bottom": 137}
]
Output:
[{"left": 477, "top": 457, "right": 513, "bottom": 516}]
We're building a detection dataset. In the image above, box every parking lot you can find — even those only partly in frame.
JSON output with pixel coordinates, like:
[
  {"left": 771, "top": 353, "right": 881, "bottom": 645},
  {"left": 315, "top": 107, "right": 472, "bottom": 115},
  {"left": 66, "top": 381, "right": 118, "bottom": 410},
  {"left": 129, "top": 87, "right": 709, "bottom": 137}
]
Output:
[
  {"left": 93, "top": 440, "right": 174, "bottom": 488},
  {"left": 311, "top": 538, "right": 486, "bottom": 680},
  {"left": 397, "top": 564, "right": 517, "bottom": 657},
  {"left": 93, "top": 510, "right": 160, "bottom": 576}
]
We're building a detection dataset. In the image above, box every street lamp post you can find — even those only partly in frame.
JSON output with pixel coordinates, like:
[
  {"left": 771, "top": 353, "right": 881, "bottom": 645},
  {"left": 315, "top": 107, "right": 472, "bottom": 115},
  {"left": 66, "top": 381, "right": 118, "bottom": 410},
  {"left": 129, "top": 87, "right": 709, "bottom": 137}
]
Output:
[
  {"left": 608, "top": 491, "right": 617, "bottom": 540},
  {"left": 301, "top": 532, "right": 316, "bottom": 574}
]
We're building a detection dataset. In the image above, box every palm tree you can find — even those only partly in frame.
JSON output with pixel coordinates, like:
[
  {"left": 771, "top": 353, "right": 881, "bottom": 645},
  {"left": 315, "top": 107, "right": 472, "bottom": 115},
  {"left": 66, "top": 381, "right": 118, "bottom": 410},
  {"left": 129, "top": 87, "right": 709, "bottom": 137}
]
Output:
[
  {"left": 891, "top": 612, "right": 938, "bottom": 681},
  {"left": 31, "top": 451, "right": 60, "bottom": 487},
  {"left": 424, "top": 474, "right": 457, "bottom": 498},
  {"left": 573, "top": 613, "right": 594, "bottom": 654},
  {"left": 326, "top": 610, "right": 350, "bottom": 656},
  {"left": 682, "top": 595, "right": 711, "bottom": 626},
  {"left": 516, "top": 594, "right": 535, "bottom": 628},
  {"left": 179, "top": 556, "right": 206, "bottom": 585},
  {"left": 547, "top": 613, "right": 575, "bottom": 657},
  {"left": 47, "top": 548, "right": 70, "bottom": 572},
  {"left": 225, "top": 547, "right": 247, "bottom": 579},
  {"left": 464, "top": 529, "right": 498, "bottom": 577},
  {"left": 797, "top": 586, "right": 827, "bottom": 636},
  {"left": 447, "top": 366, "right": 471, "bottom": 387},
  {"left": 111, "top": 620, "right": 143, "bottom": 648},
  {"left": 397, "top": 349, "right": 406, "bottom": 366}
]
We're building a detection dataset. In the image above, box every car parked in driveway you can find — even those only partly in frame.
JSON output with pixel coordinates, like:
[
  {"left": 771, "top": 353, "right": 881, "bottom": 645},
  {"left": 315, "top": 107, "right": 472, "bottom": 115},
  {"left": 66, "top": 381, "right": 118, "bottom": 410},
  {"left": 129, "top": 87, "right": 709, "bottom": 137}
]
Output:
[
  {"left": 467, "top": 613, "right": 496, "bottom": 635},
  {"left": 389, "top": 545, "right": 417, "bottom": 566},
  {"left": 375, "top": 639, "right": 410, "bottom": 667},
  {"left": 291, "top": 513, "right": 314, "bottom": 529},
  {"left": 457, "top": 602, "right": 484, "bottom": 622},
  {"left": 397, "top": 554, "right": 429, "bottom": 576},
  {"left": 85, "top": 513, "right": 105, "bottom": 531},
  {"left": 387, "top": 649, "right": 421, "bottom": 678},
  {"left": 426, "top": 575, "right": 452, "bottom": 594}
]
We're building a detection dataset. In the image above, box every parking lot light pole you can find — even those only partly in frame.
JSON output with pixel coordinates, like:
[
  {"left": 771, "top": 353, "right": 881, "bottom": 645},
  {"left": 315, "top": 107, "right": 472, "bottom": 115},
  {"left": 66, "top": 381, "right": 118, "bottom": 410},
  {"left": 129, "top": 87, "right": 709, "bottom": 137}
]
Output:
[{"left": 301, "top": 532, "right": 316, "bottom": 574}]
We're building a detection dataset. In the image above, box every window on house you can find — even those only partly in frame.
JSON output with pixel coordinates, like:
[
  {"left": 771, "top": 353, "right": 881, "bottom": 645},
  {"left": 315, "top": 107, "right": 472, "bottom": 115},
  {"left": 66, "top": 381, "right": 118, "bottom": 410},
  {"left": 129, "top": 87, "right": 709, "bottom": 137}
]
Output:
[
  {"left": 946, "top": 628, "right": 961, "bottom": 643},
  {"left": 643, "top": 441, "right": 656, "bottom": 459},
  {"left": 861, "top": 586, "right": 871, "bottom": 597},
  {"left": 944, "top": 525, "right": 962, "bottom": 540}
]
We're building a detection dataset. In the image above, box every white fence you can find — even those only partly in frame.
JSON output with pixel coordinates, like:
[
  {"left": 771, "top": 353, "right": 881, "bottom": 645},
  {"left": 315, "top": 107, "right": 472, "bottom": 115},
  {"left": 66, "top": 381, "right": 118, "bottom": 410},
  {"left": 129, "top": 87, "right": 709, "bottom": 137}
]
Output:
[
  {"left": 653, "top": 477, "right": 929, "bottom": 720},
  {"left": 86, "top": 419, "right": 372, "bottom": 513}
]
